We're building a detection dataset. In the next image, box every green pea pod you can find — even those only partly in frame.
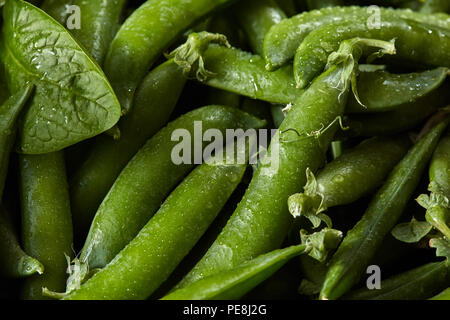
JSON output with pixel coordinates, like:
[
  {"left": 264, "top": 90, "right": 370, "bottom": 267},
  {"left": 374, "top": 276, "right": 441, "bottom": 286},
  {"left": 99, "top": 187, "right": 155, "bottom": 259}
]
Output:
[
  {"left": 200, "top": 46, "right": 448, "bottom": 115},
  {"left": 104, "top": 0, "right": 237, "bottom": 114},
  {"left": 421, "top": 130, "right": 450, "bottom": 239},
  {"left": 150, "top": 181, "right": 248, "bottom": 298},
  {"left": 347, "top": 67, "right": 449, "bottom": 114},
  {"left": 164, "top": 228, "right": 341, "bottom": 300},
  {"left": 320, "top": 118, "right": 450, "bottom": 300},
  {"left": 0, "top": 206, "right": 44, "bottom": 278},
  {"left": 343, "top": 261, "right": 450, "bottom": 300},
  {"left": 263, "top": 6, "right": 450, "bottom": 70},
  {"left": 430, "top": 130, "right": 450, "bottom": 197},
  {"left": 288, "top": 136, "right": 410, "bottom": 228},
  {"left": 298, "top": 229, "right": 420, "bottom": 297},
  {"left": 270, "top": 66, "right": 447, "bottom": 122},
  {"left": 0, "top": 84, "right": 34, "bottom": 199},
  {"left": 0, "top": 0, "right": 122, "bottom": 154},
  {"left": 346, "top": 84, "right": 449, "bottom": 137},
  {"left": 175, "top": 38, "right": 396, "bottom": 289},
  {"left": 79, "top": 106, "right": 266, "bottom": 272},
  {"left": 71, "top": 0, "right": 127, "bottom": 65},
  {"left": 420, "top": 0, "right": 450, "bottom": 14},
  {"left": 234, "top": 0, "right": 286, "bottom": 55},
  {"left": 63, "top": 144, "right": 250, "bottom": 300},
  {"left": 70, "top": 59, "right": 187, "bottom": 238},
  {"left": 294, "top": 19, "right": 450, "bottom": 88},
  {"left": 263, "top": 5, "right": 450, "bottom": 71},
  {"left": 41, "top": 0, "right": 73, "bottom": 25},
  {"left": 70, "top": 32, "right": 233, "bottom": 237},
  {"left": 201, "top": 44, "right": 299, "bottom": 104},
  {"left": 19, "top": 151, "right": 73, "bottom": 300},
  {"left": 430, "top": 287, "right": 450, "bottom": 300},
  {"left": 41, "top": 0, "right": 127, "bottom": 65},
  {"left": 163, "top": 245, "right": 309, "bottom": 300}
]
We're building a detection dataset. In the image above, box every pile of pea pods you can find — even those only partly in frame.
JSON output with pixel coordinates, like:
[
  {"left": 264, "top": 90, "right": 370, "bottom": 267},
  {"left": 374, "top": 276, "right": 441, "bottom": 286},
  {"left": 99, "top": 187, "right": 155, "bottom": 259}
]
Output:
[{"left": 0, "top": 0, "right": 449, "bottom": 301}]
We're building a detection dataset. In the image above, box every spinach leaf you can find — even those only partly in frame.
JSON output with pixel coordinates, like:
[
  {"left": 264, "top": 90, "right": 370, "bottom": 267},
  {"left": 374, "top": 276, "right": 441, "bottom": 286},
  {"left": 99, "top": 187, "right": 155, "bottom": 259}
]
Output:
[{"left": 0, "top": 0, "right": 121, "bottom": 154}]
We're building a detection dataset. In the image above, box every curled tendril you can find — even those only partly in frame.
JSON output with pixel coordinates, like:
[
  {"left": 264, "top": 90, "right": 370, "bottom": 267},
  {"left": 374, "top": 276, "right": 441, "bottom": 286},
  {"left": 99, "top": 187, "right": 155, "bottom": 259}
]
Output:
[{"left": 279, "top": 116, "right": 349, "bottom": 145}]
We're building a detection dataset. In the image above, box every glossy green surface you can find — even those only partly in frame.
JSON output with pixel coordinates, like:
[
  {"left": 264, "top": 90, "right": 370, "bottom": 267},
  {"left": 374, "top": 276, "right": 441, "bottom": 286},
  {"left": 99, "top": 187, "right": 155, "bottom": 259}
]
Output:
[
  {"left": 347, "top": 84, "right": 449, "bottom": 136},
  {"left": 320, "top": 119, "right": 449, "bottom": 300},
  {"left": 0, "top": 84, "right": 34, "bottom": 199},
  {"left": 234, "top": 0, "right": 286, "bottom": 55},
  {"left": 264, "top": 6, "right": 450, "bottom": 70},
  {"left": 0, "top": 0, "right": 448, "bottom": 302},
  {"left": 205, "top": 49, "right": 446, "bottom": 115},
  {"left": 79, "top": 106, "right": 266, "bottom": 270},
  {"left": 426, "top": 130, "right": 450, "bottom": 239},
  {"left": 202, "top": 45, "right": 299, "bottom": 104},
  {"left": 70, "top": 60, "right": 186, "bottom": 237},
  {"left": 294, "top": 19, "right": 450, "bottom": 88},
  {"left": 347, "top": 67, "right": 448, "bottom": 113},
  {"left": 176, "top": 39, "right": 368, "bottom": 289},
  {"left": 66, "top": 155, "right": 247, "bottom": 300},
  {"left": 163, "top": 245, "right": 308, "bottom": 300},
  {"left": 0, "top": 0, "right": 121, "bottom": 154},
  {"left": 430, "top": 130, "right": 450, "bottom": 197},
  {"left": 344, "top": 261, "right": 450, "bottom": 300},
  {"left": 292, "top": 136, "right": 410, "bottom": 217},
  {"left": 0, "top": 207, "right": 44, "bottom": 278},
  {"left": 71, "top": 0, "right": 127, "bottom": 65},
  {"left": 20, "top": 151, "right": 73, "bottom": 299},
  {"left": 104, "top": 0, "right": 237, "bottom": 113}
]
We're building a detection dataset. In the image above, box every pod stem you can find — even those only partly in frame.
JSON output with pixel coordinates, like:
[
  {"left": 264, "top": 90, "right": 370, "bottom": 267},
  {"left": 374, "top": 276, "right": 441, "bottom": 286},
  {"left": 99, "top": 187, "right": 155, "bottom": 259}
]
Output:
[
  {"left": 300, "top": 228, "right": 343, "bottom": 263},
  {"left": 426, "top": 206, "right": 450, "bottom": 240},
  {"left": 42, "top": 255, "right": 91, "bottom": 299},
  {"left": 167, "top": 31, "right": 231, "bottom": 81},
  {"left": 288, "top": 168, "right": 332, "bottom": 229},
  {"left": 325, "top": 38, "right": 396, "bottom": 106},
  {"left": 417, "top": 181, "right": 450, "bottom": 240}
]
